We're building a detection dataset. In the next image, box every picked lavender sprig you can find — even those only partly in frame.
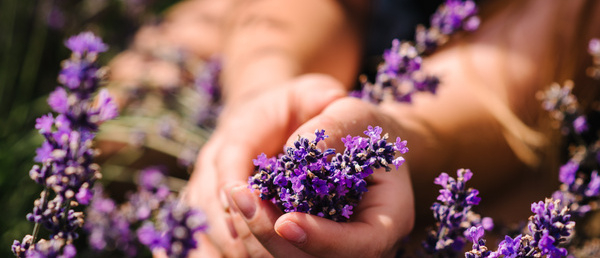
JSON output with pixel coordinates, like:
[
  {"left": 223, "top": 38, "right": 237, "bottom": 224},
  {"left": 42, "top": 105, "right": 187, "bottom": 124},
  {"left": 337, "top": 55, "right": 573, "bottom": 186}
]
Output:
[
  {"left": 465, "top": 198, "right": 575, "bottom": 258},
  {"left": 12, "top": 31, "right": 118, "bottom": 258},
  {"left": 423, "top": 169, "right": 493, "bottom": 257},
  {"left": 248, "top": 126, "right": 408, "bottom": 222}
]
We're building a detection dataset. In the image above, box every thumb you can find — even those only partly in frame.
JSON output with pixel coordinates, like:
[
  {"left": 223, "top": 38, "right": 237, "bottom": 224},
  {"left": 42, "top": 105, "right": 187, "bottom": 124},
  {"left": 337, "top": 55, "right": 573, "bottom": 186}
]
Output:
[{"left": 273, "top": 213, "right": 394, "bottom": 257}]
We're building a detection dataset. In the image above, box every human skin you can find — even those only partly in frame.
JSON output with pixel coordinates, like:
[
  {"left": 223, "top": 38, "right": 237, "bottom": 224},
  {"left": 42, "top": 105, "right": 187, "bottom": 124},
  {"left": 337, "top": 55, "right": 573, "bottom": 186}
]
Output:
[{"left": 186, "top": 0, "right": 600, "bottom": 257}]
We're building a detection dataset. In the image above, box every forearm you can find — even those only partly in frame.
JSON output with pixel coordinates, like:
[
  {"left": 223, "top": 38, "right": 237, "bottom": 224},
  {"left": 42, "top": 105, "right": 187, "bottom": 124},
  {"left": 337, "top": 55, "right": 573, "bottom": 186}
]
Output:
[{"left": 221, "top": 0, "right": 369, "bottom": 103}]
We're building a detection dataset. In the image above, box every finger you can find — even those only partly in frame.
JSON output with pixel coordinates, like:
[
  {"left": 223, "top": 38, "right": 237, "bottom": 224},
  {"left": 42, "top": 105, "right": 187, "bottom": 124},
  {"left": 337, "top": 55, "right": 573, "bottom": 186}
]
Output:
[
  {"left": 216, "top": 74, "right": 347, "bottom": 185},
  {"left": 229, "top": 212, "right": 273, "bottom": 258},
  {"left": 188, "top": 234, "right": 224, "bottom": 258},
  {"left": 185, "top": 138, "right": 249, "bottom": 257},
  {"left": 229, "top": 185, "right": 312, "bottom": 258},
  {"left": 274, "top": 166, "right": 414, "bottom": 258}
]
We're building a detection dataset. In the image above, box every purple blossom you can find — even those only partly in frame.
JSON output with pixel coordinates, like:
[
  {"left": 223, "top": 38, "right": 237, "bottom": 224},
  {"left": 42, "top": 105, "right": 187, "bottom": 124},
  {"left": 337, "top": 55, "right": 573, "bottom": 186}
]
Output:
[
  {"left": 95, "top": 89, "right": 119, "bottom": 123},
  {"left": 249, "top": 126, "right": 408, "bottom": 222},
  {"left": 423, "top": 169, "right": 490, "bottom": 256},
  {"left": 573, "top": 115, "right": 588, "bottom": 134},
  {"left": 48, "top": 88, "right": 69, "bottom": 114},
  {"left": 431, "top": 0, "right": 479, "bottom": 35},
  {"left": 64, "top": 31, "right": 108, "bottom": 56},
  {"left": 354, "top": 40, "right": 439, "bottom": 103},
  {"left": 559, "top": 161, "right": 579, "bottom": 185},
  {"left": 416, "top": 0, "right": 480, "bottom": 54},
  {"left": 35, "top": 114, "right": 54, "bottom": 134},
  {"left": 85, "top": 169, "right": 207, "bottom": 257},
  {"left": 13, "top": 31, "right": 118, "bottom": 258}
]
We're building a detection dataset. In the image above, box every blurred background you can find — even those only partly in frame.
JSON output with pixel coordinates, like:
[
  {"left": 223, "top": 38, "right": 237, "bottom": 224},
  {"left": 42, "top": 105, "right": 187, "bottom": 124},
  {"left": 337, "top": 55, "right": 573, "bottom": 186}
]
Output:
[{"left": 0, "top": 0, "right": 184, "bottom": 256}]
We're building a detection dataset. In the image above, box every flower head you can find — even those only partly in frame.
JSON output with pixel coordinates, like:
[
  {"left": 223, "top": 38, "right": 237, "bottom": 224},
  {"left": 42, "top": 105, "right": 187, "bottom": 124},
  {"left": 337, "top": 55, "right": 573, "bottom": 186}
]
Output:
[{"left": 249, "top": 126, "right": 408, "bottom": 222}]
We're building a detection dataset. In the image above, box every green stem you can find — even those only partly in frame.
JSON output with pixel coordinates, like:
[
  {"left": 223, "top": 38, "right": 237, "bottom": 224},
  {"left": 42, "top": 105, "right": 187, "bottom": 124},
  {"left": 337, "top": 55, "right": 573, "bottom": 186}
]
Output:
[{"left": 31, "top": 188, "right": 49, "bottom": 244}]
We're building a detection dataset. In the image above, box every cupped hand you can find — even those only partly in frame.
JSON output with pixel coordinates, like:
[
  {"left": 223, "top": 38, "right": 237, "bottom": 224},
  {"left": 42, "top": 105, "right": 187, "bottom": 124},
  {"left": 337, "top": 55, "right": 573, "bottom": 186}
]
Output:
[
  {"left": 185, "top": 74, "right": 348, "bottom": 257},
  {"left": 226, "top": 97, "right": 416, "bottom": 257}
]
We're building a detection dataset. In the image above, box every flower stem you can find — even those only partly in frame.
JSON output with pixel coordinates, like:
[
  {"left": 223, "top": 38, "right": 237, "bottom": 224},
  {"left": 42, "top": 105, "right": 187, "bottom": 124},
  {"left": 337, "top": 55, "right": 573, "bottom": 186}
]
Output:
[{"left": 31, "top": 188, "right": 49, "bottom": 244}]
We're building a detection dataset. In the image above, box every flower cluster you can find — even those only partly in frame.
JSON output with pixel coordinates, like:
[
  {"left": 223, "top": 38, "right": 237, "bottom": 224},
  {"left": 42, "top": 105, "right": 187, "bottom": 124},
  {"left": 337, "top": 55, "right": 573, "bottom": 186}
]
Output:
[
  {"left": 12, "top": 31, "right": 118, "bottom": 258},
  {"left": 248, "top": 126, "right": 408, "bottom": 222},
  {"left": 354, "top": 40, "right": 440, "bottom": 103},
  {"left": 465, "top": 198, "right": 575, "bottom": 258},
  {"left": 353, "top": 0, "right": 479, "bottom": 103},
  {"left": 537, "top": 70, "right": 600, "bottom": 218},
  {"left": 415, "top": 0, "right": 480, "bottom": 54},
  {"left": 85, "top": 167, "right": 208, "bottom": 258},
  {"left": 423, "top": 169, "right": 493, "bottom": 257}
]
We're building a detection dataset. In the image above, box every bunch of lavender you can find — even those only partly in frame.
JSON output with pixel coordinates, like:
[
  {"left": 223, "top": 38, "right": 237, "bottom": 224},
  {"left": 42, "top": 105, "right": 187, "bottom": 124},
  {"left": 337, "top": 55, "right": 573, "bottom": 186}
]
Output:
[
  {"left": 353, "top": 0, "right": 479, "bottom": 104},
  {"left": 248, "top": 126, "right": 408, "bottom": 222},
  {"left": 85, "top": 167, "right": 208, "bottom": 258},
  {"left": 465, "top": 198, "right": 575, "bottom": 258},
  {"left": 12, "top": 31, "right": 119, "bottom": 258},
  {"left": 423, "top": 169, "right": 493, "bottom": 257}
]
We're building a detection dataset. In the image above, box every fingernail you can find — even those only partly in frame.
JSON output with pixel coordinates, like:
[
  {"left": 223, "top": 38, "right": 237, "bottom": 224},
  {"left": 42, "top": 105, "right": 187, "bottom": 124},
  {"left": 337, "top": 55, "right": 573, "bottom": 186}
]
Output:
[
  {"left": 276, "top": 221, "right": 307, "bottom": 245},
  {"left": 231, "top": 186, "right": 256, "bottom": 220}
]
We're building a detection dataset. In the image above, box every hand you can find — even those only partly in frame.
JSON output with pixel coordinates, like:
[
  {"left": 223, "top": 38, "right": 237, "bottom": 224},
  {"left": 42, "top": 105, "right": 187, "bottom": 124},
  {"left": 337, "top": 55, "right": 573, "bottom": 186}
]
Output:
[
  {"left": 185, "top": 74, "right": 348, "bottom": 257},
  {"left": 226, "top": 97, "right": 416, "bottom": 257}
]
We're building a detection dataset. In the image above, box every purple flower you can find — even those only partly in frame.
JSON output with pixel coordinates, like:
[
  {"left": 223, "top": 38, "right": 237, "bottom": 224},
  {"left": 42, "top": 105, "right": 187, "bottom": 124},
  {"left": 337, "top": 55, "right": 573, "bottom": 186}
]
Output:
[
  {"left": 48, "top": 88, "right": 69, "bottom": 114},
  {"left": 64, "top": 31, "right": 108, "bottom": 56},
  {"left": 559, "top": 161, "right": 579, "bottom": 185},
  {"left": 355, "top": 40, "right": 439, "bottom": 103},
  {"left": 573, "top": 115, "right": 588, "bottom": 134},
  {"left": 95, "top": 89, "right": 119, "bottom": 122},
  {"left": 35, "top": 114, "right": 54, "bottom": 134},
  {"left": 249, "top": 126, "right": 408, "bottom": 222},
  {"left": 495, "top": 234, "right": 524, "bottom": 257},
  {"left": 585, "top": 171, "right": 600, "bottom": 197},
  {"left": 138, "top": 167, "right": 167, "bottom": 191},
  {"left": 13, "top": 31, "right": 118, "bottom": 258},
  {"left": 423, "top": 169, "right": 489, "bottom": 256}
]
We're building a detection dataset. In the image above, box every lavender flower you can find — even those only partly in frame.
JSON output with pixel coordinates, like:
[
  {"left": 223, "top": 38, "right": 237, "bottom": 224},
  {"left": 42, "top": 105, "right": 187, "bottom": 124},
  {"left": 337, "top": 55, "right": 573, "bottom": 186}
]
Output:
[
  {"left": 353, "top": 40, "right": 439, "bottom": 103},
  {"left": 416, "top": 0, "right": 480, "bottom": 54},
  {"left": 465, "top": 198, "right": 575, "bottom": 258},
  {"left": 539, "top": 80, "right": 600, "bottom": 218},
  {"left": 354, "top": 0, "right": 479, "bottom": 103},
  {"left": 137, "top": 198, "right": 208, "bottom": 258},
  {"left": 84, "top": 186, "right": 137, "bottom": 256},
  {"left": 248, "top": 126, "right": 408, "bottom": 222},
  {"left": 12, "top": 31, "right": 118, "bottom": 258},
  {"left": 12, "top": 236, "right": 77, "bottom": 258},
  {"left": 85, "top": 167, "right": 208, "bottom": 257},
  {"left": 423, "top": 169, "right": 492, "bottom": 256}
]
